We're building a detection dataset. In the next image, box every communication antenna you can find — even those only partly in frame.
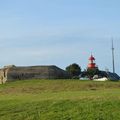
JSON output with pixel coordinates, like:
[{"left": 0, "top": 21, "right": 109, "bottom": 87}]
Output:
[{"left": 111, "top": 38, "right": 115, "bottom": 73}]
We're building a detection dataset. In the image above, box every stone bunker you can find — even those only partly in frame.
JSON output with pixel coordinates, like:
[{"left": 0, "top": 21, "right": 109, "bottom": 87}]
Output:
[{"left": 0, "top": 65, "right": 70, "bottom": 84}]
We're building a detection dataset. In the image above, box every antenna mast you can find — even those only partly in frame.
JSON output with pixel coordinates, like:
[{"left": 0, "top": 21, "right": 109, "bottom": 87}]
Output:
[{"left": 112, "top": 39, "right": 115, "bottom": 73}]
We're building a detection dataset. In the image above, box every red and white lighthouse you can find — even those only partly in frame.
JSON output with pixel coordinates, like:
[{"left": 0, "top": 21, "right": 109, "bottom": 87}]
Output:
[{"left": 87, "top": 54, "right": 97, "bottom": 69}]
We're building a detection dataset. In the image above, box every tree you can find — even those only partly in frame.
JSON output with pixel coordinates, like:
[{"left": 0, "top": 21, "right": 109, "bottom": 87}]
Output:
[
  {"left": 66, "top": 63, "right": 81, "bottom": 78},
  {"left": 87, "top": 68, "right": 99, "bottom": 79}
]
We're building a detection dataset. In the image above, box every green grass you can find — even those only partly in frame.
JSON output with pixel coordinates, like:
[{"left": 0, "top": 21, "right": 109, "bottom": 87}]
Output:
[{"left": 0, "top": 79, "right": 120, "bottom": 120}]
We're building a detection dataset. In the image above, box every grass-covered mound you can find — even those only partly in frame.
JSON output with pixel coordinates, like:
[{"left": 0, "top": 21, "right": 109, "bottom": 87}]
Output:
[{"left": 0, "top": 80, "right": 120, "bottom": 120}]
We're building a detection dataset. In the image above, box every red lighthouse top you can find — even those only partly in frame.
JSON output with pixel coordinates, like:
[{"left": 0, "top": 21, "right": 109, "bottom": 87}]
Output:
[
  {"left": 87, "top": 54, "right": 97, "bottom": 69},
  {"left": 89, "top": 55, "right": 95, "bottom": 61}
]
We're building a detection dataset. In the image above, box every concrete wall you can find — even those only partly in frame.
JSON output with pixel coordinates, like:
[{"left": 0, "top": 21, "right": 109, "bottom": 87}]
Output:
[{"left": 0, "top": 65, "right": 70, "bottom": 83}]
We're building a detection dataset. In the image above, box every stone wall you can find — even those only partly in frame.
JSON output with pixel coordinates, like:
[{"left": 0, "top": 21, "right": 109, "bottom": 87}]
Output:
[{"left": 0, "top": 68, "right": 8, "bottom": 84}]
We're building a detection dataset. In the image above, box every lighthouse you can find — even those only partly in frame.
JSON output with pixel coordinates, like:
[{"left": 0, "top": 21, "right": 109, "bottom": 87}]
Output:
[{"left": 87, "top": 54, "right": 98, "bottom": 69}]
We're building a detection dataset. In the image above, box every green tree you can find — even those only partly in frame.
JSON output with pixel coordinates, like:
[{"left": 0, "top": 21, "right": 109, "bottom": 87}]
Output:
[
  {"left": 87, "top": 68, "right": 99, "bottom": 79},
  {"left": 66, "top": 63, "right": 81, "bottom": 78}
]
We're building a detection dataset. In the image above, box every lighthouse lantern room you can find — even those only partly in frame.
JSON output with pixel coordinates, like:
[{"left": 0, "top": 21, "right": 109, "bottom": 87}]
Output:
[{"left": 87, "top": 55, "right": 97, "bottom": 69}]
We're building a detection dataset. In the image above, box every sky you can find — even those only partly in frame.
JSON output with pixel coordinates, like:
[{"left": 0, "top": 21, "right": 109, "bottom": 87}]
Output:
[{"left": 0, "top": 0, "right": 120, "bottom": 74}]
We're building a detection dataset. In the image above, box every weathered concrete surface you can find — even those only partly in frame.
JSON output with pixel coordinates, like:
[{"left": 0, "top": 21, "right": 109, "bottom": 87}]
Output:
[{"left": 0, "top": 65, "right": 70, "bottom": 84}]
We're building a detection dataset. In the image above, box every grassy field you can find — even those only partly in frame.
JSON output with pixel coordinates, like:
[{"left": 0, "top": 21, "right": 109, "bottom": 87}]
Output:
[{"left": 0, "top": 80, "right": 120, "bottom": 120}]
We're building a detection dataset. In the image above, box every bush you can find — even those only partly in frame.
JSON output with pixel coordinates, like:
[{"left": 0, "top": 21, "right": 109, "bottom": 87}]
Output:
[{"left": 66, "top": 63, "right": 81, "bottom": 78}]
